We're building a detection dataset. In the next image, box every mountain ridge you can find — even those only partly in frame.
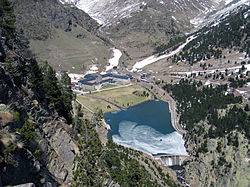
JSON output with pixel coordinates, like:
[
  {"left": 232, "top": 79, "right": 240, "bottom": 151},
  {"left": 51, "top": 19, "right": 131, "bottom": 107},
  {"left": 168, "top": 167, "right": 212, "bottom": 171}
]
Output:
[{"left": 61, "top": 0, "right": 249, "bottom": 61}]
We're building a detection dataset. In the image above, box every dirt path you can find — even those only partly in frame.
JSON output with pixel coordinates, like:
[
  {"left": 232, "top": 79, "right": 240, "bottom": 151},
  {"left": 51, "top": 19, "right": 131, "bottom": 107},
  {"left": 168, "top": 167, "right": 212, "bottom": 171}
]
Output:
[
  {"left": 76, "top": 99, "right": 94, "bottom": 113},
  {"left": 84, "top": 94, "right": 128, "bottom": 110}
]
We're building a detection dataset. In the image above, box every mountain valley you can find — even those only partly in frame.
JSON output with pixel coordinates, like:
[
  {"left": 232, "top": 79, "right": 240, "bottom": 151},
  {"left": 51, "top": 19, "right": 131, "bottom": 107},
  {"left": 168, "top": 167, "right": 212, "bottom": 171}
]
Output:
[
  {"left": 0, "top": 0, "right": 249, "bottom": 186},
  {"left": 63, "top": 0, "right": 249, "bottom": 60}
]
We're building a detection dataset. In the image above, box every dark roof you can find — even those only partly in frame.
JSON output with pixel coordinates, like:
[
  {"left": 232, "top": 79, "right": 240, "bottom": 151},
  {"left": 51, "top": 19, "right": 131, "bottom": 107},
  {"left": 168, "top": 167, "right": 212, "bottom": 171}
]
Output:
[
  {"left": 79, "top": 73, "right": 129, "bottom": 85},
  {"left": 84, "top": 74, "right": 96, "bottom": 78},
  {"left": 109, "top": 74, "right": 129, "bottom": 79}
]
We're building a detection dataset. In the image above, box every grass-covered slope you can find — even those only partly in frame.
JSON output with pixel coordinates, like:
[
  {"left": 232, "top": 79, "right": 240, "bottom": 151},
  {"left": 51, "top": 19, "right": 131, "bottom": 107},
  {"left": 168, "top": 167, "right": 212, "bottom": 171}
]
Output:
[
  {"left": 13, "top": 0, "right": 111, "bottom": 73},
  {"left": 29, "top": 28, "right": 110, "bottom": 73}
]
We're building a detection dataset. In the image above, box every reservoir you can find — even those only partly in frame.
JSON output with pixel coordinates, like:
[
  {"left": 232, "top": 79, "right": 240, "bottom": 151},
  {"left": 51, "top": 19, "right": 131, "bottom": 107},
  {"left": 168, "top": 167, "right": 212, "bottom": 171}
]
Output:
[{"left": 104, "top": 100, "right": 188, "bottom": 156}]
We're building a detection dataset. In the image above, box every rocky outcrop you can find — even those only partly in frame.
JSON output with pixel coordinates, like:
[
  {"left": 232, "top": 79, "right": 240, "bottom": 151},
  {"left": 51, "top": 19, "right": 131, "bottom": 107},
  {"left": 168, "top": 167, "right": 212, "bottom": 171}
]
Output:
[
  {"left": 40, "top": 121, "right": 79, "bottom": 182},
  {"left": 12, "top": 182, "right": 53, "bottom": 187},
  {"left": 13, "top": 183, "right": 35, "bottom": 187},
  {"left": 0, "top": 101, "right": 78, "bottom": 185},
  {"left": 183, "top": 122, "right": 249, "bottom": 187}
]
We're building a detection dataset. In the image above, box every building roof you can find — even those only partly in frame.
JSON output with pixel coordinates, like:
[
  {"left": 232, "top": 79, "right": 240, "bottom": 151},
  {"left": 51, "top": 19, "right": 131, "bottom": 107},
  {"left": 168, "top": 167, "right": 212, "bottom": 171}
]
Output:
[{"left": 79, "top": 73, "right": 129, "bottom": 85}]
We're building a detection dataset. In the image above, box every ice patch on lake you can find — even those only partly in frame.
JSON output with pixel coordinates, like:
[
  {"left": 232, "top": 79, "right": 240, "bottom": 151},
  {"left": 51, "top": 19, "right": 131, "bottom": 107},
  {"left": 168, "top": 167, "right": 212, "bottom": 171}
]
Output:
[
  {"left": 111, "top": 110, "right": 121, "bottom": 114},
  {"left": 112, "top": 121, "right": 188, "bottom": 156}
]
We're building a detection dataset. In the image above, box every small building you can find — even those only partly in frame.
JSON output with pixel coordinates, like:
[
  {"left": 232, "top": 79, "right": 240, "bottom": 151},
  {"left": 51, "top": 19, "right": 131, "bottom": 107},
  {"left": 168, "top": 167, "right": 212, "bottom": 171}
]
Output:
[{"left": 77, "top": 73, "right": 130, "bottom": 90}]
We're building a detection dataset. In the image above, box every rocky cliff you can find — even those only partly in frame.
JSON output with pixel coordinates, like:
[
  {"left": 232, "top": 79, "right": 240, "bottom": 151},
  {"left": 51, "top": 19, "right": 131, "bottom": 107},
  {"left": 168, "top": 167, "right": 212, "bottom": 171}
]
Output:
[
  {"left": 0, "top": 5, "right": 78, "bottom": 184},
  {"left": 183, "top": 120, "right": 249, "bottom": 186}
]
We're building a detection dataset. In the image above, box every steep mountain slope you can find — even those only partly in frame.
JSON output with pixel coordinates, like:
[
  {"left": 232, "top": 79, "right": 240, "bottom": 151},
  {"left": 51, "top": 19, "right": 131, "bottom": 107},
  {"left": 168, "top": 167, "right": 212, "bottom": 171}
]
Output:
[
  {"left": 0, "top": 1, "right": 78, "bottom": 185},
  {"left": 163, "top": 80, "right": 249, "bottom": 187},
  {"left": 161, "top": 6, "right": 250, "bottom": 186},
  {"left": 63, "top": 0, "right": 249, "bottom": 61},
  {"left": 171, "top": 6, "right": 250, "bottom": 64},
  {"left": 66, "top": 0, "right": 248, "bottom": 28},
  {"left": 12, "top": 0, "right": 112, "bottom": 73},
  {"left": 63, "top": 0, "right": 224, "bottom": 26},
  {"left": 190, "top": 0, "right": 250, "bottom": 28}
]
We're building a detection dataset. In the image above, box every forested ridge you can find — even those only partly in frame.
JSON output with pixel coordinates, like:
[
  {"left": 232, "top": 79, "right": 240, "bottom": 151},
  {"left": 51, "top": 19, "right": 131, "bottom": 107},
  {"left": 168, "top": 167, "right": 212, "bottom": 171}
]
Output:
[
  {"left": 169, "top": 6, "right": 249, "bottom": 64},
  {"left": 163, "top": 79, "right": 249, "bottom": 138},
  {"left": 0, "top": 0, "right": 73, "bottom": 123},
  {"left": 165, "top": 79, "right": 250, "bottom": 186},
  {"left": 153, "top": 36, "right": 186, "bottom": 55}
]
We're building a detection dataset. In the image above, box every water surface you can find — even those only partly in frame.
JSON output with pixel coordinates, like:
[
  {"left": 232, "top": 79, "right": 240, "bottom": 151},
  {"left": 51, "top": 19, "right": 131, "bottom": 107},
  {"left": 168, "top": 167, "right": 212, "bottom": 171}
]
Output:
[{"left": 104, "top": 100, "right": 188, "bottom": 156}]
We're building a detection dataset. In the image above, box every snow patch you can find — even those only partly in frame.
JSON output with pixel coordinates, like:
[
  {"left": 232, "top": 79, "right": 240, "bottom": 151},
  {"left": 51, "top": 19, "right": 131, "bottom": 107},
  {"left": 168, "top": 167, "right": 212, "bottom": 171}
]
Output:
[
  {"left": 205, "top": 80, "right": 211, "bottom": 86},
  {"left": 172, "top": 16, "right": 177, "bottom": 21},
  {"left": 69, "top": 0, "right": 142, "bottom": 25},
  {"left": 131, "top": 35, "right": 196, "bottom": 72},
  {"left": 213, "top": 0, "right": 234, "bottom": 5},
  {"left": 106, "top": 48, "right": 122, "bottom": 72},
  {"left": 236, "top": 90, "right": 247, "bottom": 94},
  {"left": 85, "top": 64, "right": 99, "bottom": 74}
]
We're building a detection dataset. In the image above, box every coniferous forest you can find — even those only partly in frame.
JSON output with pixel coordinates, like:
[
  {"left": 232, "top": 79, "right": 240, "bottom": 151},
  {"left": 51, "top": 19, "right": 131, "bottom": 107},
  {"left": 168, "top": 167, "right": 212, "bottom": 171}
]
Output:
[
  {"left": 169, "top": 7, "right": 249, "bottom": 64},
  {"left": 163, "top": 79, "right": 249, "bottom": 138}
]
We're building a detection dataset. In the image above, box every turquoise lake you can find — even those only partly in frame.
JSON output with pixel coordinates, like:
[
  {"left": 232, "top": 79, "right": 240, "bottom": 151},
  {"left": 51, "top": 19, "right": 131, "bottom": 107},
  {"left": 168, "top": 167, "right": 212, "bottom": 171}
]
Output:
[{"left": 104, "top": 100, "right": 188, "bottom": 156}]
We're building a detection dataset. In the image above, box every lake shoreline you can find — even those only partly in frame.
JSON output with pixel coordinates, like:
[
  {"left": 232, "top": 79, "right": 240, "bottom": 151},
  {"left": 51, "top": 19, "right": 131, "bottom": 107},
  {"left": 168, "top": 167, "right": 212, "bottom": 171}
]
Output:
[
  {"left": 104, "top": 100, "right": 188, "bottom": 156},
  {"left": 136, "top": 82, "right": 186, "bottom": 134}
]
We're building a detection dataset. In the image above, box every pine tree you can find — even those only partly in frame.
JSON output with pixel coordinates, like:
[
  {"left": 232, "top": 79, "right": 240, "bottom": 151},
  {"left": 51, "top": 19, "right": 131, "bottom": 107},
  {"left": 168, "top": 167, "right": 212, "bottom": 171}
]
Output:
[
  {"left": 0, "top": 0, "right": 16, "bottom": 40},
  {"left": 41, "top": 64, "right": 73, "bottom": 123},
  {"left": 60, "top": 72, "right": 73, "bottom": 123},
  {"left": 42, "top": 65, "right": 64, "bottom": 116},
  {"left": 28, "top": 59, "right": 43, "bottom": 89}
]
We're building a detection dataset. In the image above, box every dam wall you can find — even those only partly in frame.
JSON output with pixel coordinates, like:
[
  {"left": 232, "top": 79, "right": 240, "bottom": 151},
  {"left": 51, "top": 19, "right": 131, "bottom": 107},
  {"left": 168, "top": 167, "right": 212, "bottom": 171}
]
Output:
[{"left": 155, "top": 155, "right": 189, "bottom": 166}]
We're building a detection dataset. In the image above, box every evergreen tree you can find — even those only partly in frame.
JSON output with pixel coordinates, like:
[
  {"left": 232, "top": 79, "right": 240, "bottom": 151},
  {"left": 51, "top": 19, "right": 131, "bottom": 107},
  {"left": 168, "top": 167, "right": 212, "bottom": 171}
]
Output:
[
  {"left": 60, "top": 72, "right": 73, "bottom": 123},
  {"left": 245, "top": 104, "right": 249, "bottom": 112},
  {"left": 41, "top": 64, "right": 73, "bottom": 123},
  {"left": 0, "top": 0, "right": 16, "bottom": 40},
  {"left": 28, "top": 59, "right": 43, "bottom": 90}
]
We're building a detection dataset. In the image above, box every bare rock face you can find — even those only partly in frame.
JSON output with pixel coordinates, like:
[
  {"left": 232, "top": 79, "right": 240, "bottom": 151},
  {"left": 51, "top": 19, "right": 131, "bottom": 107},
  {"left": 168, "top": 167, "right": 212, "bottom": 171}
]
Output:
[
  {"left": 40, "top": 122, "right": 79, "bottom": 182},
  {"left": 0, "top": 102, "right": 78, "bottom": 185},
  {"left": 184, "top": 125, "right": 249, "bottom": 187},
  {"left": 0, "top": 43, "right": 78, "bottom": 186}
]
